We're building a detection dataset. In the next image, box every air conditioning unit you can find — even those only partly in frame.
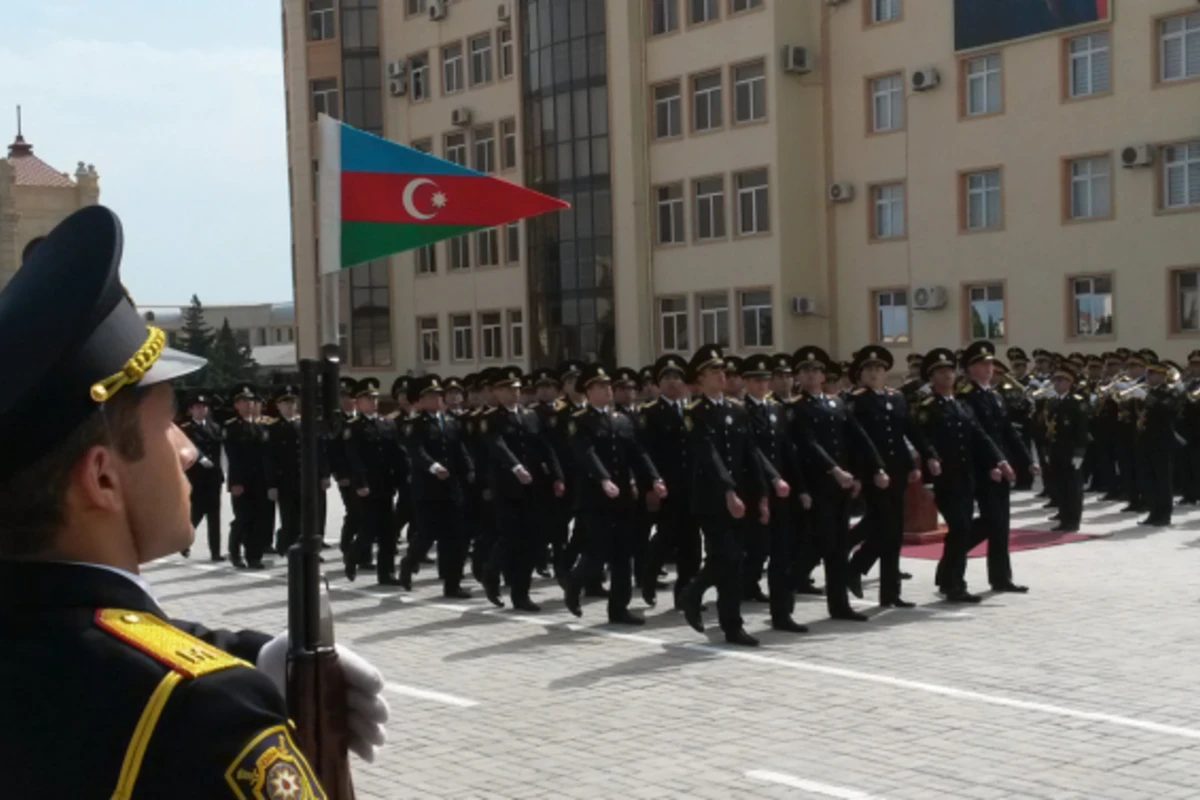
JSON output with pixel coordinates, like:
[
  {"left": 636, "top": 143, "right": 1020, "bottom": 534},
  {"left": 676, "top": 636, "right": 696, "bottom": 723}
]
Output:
[
  {"left": 386, "top": 60, "right": 406, "bottom": 79},
  {"left": 790, "top": 296, "right": 818, "bottom": 316},
  {"left": 782, "top": 45, "right": 812, "bottom": 74},
  {"left": 451, "top": 107, "right": 473, "bottom": 127},
  {"left": 828, "top": 182, "right": 855, "bottom": 203},
  {"left": 429, "top": 0, "right": 447, "bottom": 21},
  {"left": 1121, "top": 144, "right": 1154, "bottom": 168},
  {"left": 388, "top": 77, "right": 408, "bottom": 97},
  {"left": 912, "top": 285, "right": 948, "bottom": 311},
  {"left": 911, "top": 67, "right": 941, "bottom": 92},
  {"left": 498, "top": 2, "right": 512, "bottom": 21}
]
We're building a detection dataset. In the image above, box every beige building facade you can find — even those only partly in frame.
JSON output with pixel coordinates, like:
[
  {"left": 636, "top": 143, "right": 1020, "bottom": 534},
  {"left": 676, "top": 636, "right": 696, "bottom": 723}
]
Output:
[
  {"left": 282, "top": 0, "right": 1200, "bottom": 386},
  {"left": 0, "top": 123, "right": 100, "bottom": 289}
]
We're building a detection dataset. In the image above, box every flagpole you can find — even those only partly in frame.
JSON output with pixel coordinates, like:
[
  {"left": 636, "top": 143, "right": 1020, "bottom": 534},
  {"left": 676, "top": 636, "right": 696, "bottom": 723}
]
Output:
[{"left": 317, "top": 114, "right": 341, "bottom": 351}]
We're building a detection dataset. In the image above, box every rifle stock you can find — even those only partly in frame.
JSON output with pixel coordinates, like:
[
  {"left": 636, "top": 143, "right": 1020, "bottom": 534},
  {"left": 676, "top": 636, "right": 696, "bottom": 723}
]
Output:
[{"left": 288, "top": 352, "right": 355, "bottom": 799}]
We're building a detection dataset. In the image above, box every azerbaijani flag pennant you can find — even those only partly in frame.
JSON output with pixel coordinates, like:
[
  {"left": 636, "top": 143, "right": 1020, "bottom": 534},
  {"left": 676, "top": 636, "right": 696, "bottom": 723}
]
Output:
[{"left": 318, "top": 114, "right": 568, "bottom": 274}]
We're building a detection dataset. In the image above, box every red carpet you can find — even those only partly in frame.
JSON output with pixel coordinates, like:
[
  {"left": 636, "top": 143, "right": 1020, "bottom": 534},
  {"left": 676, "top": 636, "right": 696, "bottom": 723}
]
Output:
[{"left": 900, "top": 528, "right": 1102, "bottom": 560}]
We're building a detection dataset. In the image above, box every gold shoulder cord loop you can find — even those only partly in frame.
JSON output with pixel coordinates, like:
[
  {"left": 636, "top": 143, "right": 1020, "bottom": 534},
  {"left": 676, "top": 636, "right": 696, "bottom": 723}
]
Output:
[{"left": 90, "top": 326, "right": 166, "bottom": 403}]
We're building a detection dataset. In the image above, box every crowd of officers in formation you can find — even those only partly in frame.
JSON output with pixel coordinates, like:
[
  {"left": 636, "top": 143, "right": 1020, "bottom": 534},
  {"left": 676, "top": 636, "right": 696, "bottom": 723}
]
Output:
[{"left": 175, "top": 340, "right": 1200, "bottom": 647}]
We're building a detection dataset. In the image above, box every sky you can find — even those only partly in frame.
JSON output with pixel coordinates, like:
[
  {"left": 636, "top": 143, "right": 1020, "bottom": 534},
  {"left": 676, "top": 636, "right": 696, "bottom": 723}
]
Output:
[{"left": 0, "top": 0, "right": 292, "bottom": 305}]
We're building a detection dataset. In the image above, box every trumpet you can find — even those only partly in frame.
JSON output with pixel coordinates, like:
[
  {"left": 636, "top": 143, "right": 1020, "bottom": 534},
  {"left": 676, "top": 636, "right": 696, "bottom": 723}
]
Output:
[{"left": 1027, "top": 385, "right": 1057, "bottom": 401}]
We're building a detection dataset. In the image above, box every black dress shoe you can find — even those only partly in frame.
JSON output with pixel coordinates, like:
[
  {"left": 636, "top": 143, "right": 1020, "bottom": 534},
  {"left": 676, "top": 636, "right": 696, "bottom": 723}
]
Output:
[
  {"left": 443, "top": 586, "right": 472, "bottom": 599},
  {"left": 377, "top": 575, "right": 403, "bottom": 587},
  {"left": 247, "top": 561, "right": 266, "bottom": 571},
  {"left": 1100, "top": 493, "right": 1122, "bottom": 502},
  {"left": 1140, "top": 517, "right": 1171, "bottom": 527},
  {"left": 231, "top": 556, "right": 246, "bottom": 569},
  {"left": 585, "top": 585, "right": 610, "bottom": 599},
  {"left": 881, "top": 598, "right": 915, "bottom": 608},
  {"left": 398, "top": 560, "right": 414, "bottom": 591},
  {"left": 796, "top": 583, "right": 825, "bottom": 596},
  {"left": 771, "top": 618, "right": 809, "bottom": 633},
  {"left": 564, "top": 579, "right": 583, "bottom": 618},
  {"left": 320, "top": 540, "right": 332, "bottom": 550},
  {"left": 900, "top": 571, "right": 912, "bottom": 581},
  {"left": 535, "top": 566, "right": 552, "bottom": 579},
  {"left": 1051, "top": 524, "right": 1079, "bottom": 533},
  {"left": 512, "top": 599, "right": 541, "bottom": 613},
  {"left": 991, "top": 582, "right": 1029, "bottom": 593},
  {"left": 746, "top": 586, "right": 770, "bottom": 603},
  {"left": 180, "top": 548, "right": 190, "bottom": 558},
  {"left": 1048, "top": 513, "right": 1061, "bottom": 521},
  {"left": 1120, "top": 505, "right": 1143, "bottom": 514},
  {"left": 484, "top": 573, "right": 503, "bottom": 608},
  {"left": 608, "top": 611, "right": 645, "bottom": 626},
  {"left": 724, "top": 628, "right": 760, "bottom": 647},
  {"left": 1042, "top": 501, "right": 1058, "bottom": 509},
  {"left": 210, "top": 554, "right": 226, "bottom": 563},
  {"left": 421, "top": 556, "right": 435, "bottom": 565},
  {"left": 943, "top": 588, "right": 983, "bottom": 604},
  {"left": 846, "top": 568, "right": 864, "bottom": 600},
  {"left": 683, "top": 589, "right": 705, "bottom": 633},
  {"left": 642, "top": 586, "right": 657, "bottom": 608},
  {"left": 830, "top": 608, "right": 868, "bottom": 622},
  {"left": 360, "top": 561, "right": 376, "bottom": 570},
  {"left": 343, "top": 554, "right": 357, "bottom": 582}
]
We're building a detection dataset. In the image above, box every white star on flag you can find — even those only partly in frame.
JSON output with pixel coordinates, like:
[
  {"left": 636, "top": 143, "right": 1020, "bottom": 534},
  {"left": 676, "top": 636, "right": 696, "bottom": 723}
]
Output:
[{"left": 432, "top": 191, "right": 448, "bottom": 208}]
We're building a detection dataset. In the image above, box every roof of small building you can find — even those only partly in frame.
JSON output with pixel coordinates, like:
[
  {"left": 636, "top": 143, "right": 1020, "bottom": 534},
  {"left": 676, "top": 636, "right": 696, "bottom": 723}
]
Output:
[{"left": 6, "top": 134, "right": 76, "bottom": 188}]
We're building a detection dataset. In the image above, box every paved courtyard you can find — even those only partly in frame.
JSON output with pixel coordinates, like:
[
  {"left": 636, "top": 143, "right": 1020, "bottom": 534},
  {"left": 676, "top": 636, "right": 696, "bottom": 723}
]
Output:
[{"left": 146, "top": 489, "right": 1200, "bottom": 799}]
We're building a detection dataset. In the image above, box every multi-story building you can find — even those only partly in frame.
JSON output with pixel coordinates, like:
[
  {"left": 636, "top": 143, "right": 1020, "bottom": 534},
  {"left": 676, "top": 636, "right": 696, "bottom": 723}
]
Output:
[
  {"left": 138, "top": 302, "right": 299, "bottom": 376},
  {"left": 282, "top": 0, "right": 1200, "bottom": 385}
]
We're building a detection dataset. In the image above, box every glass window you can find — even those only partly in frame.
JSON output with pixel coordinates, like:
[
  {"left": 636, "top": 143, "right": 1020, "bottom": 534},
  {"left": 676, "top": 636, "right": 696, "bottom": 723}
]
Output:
[
  {"left": 451, "top": 313, "right": 474, "bottom": 360},
  {"left": 651, "top": 0, "right": 679, "bottom": 35},
  {"left": 871, "top": 73, "right": 904, "bottom": 132},
  {"left": 1068, "top": 32, "right": 1110, "bottom": 98},
  {"left": 653, "top": 81, "right": 682, "bottom": 139},
  {"left": 656, "top": 184, "right": 685, "bottom": 245},
  {"left": 699, "top": 293, "right": 729, "bottom": 347},
  {"left": 505, "top": 220, "right": 521, "bottom": 263},
  {"left": 310, "top": 78, "right": 338, "bottom": 120},
  {"left": 1178, "top": 270, "right": 1200, "bottom": 332},
  {"left": 1163, "top": 141, "right": 1200, "bottom": 210},
  {"left": 418, "top": 316, "right": 439, "bottom": 363},
  {"left": 349, "top": 260, "right": 392, "bottom": 367},
  {"left": 411, "top": 138, "right": 432, "bottom": 153},
  {"left": 659, "top": 297, "right": 689, "bottom": 352},
  {"left": 477, "top": 228, "right": 500, "bottom": 267},
  {"left": 444, "top": 131, "right": 467, "bottom": 165},
  {"left": 499, "top": 26, "right": 515, "bottom": 78},
  {"left": 473, "top": 124, "right": 496, "bottom": 173},
  {"left": 469, "top": 33, "right": 493, "bottom": 86},
  {"left": 480, "top": 312, "right": 503, "bottom": 360},
  {"left": 692, "top": 71, "right": 723, "bottom": 132},
  {"left": 965, "top": 169, "right": 1001, "bottom": 230},
  {"left": 442, "top": 43, "right": 464, "bottom": 95},
  {"left": 735, "top": 169, "right": 770, "bottom": 235},
  {"left": 965, "top": 53, "right": 1002, "bottom": 116},
  {"left": 733, "top": 61, "right": 766, "bottom": 123},
  {"left": 406, "top": 0, "right": 428, "bottom": 16},
  {"left": 967, "top": 284, "right": 1005, "bottom": 339},
  {"left": 694, "top": 176, "right": 726, "bottom": 240},
  {"left": 730, "top": 0, "right": 763, "bottom": 12},
  {"left": 500, "top": 118, "right": 518, "bottom": 170},
  {"left": 740, "top": 290, "right": 773, "bottom": 348},
  {"left": 1160, "top": 12, "right": 1200, "bottom": 82},
  {"left": 448, "top": 234, "right": 471, "bottom": 270},
  {"left": 1069, "top": 156, "right": 1111, "bottom": 219},
  {"left": 872, "top": 183, "right": 905, "bottom": 239},
  {"left": 691, "top": 0, "right": 719, "bottom": 25},
  {"left": 309, "top": 0, "right": 335, "bottom": 41},
  {"left": 508, "top": 309, "right": 525, "bottom": 359},
  {"left": 871, "top": 0, "right": 900, "bottom": 23},
  {"left": 874, "top": 289, "right": 909, "bottom": 344},
  {"left": 415, "top": 244, "right": 436, "bottom": 275},
  {"left": 410, "top": 52, "right": 430, "bottom": 101},
  {"left": 1071, "top": 276, "right": 1114, "bottom": 336}
]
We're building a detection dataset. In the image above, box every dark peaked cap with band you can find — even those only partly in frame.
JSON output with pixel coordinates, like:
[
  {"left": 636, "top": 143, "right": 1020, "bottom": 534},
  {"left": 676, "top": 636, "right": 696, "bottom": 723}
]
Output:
[{"left": 0, "top": 206, "right": 205, "bottom": 479}]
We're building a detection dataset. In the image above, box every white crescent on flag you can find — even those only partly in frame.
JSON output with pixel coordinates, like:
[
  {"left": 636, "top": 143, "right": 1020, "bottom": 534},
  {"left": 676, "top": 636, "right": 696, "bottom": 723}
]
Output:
[{"left": 401, "top": 177, "right": 438, "bottom": 221}]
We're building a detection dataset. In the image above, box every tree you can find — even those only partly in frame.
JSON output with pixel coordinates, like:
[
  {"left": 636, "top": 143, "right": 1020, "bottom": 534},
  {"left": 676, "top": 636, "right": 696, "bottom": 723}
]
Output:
[
  {"left": 205, "top": 318, "right": 259, "bottom": 390},
  {"left": 178, "top": 294, "right": 213, "bottom": 359}
]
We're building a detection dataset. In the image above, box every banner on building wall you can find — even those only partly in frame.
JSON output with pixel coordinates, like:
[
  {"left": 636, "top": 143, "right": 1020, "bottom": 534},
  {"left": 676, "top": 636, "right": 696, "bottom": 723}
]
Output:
[{"left": 954, "top": 0, "right": 1111, "bottom": 51}]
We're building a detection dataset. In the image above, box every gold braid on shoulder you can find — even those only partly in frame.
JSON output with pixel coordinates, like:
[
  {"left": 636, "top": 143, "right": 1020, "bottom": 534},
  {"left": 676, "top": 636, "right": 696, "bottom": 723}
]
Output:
[{"left": 90, "top": 326, "right": 166, "bottom": 403}]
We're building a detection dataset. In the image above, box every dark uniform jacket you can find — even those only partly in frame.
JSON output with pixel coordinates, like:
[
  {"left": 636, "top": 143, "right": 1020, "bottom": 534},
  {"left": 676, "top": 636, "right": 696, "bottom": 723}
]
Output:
[
  {"left": 742, "top": 395, "right": 803, "bottom": 502},
  {"left": 0, "top": 561, "right": 323, "bottom": 799},
  {"left": 483, "top": 404, "right": 563, "bottom": 500},
  {"left": 789, "top": 391, "right": 884, "bottom": 490},
  {"left": 327, "top": 409, "right": 357, "bottom": 483},
  {"left": 916, "top": 393, "right": 1005, "bottom": 486},
  {"left": 404, "top": 411, "right": 474, "bottom": 504},
  {"left": 569, "top": 405, "right": 659, "bottom": 511},
  {"left": 223, "top": 416, "right": 269, "bottom": 490},
  {"left": 684, "top": 396, "right": 767, "bottom": 518},
  {"left": 1136, "top": 384, "right": 1184, "bottom": 449},
  {"left": 181, "top": 417, "right": 224, "bottom": 487},
  {"left": 345, "top": 414, "right": 408, "bottom": 495},
  {"left": 264, "top": 416, "right": 330, "bottom": 491},
  {"left": 957, "top": 381, "right": 1033, "bottom": 472},
  {"left": 1043, "top": 391, "right": 1091, "bottom": 462},
  {"left": 847, "top": 387, "right": 928, "bottom": 477},
  {"left": 639, "top": 397, "right": 691, "bottom": 497}
]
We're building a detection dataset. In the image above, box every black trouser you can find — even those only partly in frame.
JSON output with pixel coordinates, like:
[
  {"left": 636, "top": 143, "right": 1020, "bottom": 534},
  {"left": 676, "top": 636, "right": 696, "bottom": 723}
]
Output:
[
  {"left": 933, "top": 477, "right": 975, "bottom": 593},
  {"left": 1089, "top": 428, "right": 1118, "bottom": 495},
  {"left": 1138, "top": 444, "right": 1174, "bottom": 522},
  {"left": 1032, "top": 432, "right": 1051, "bottom": 495},
  {"left": 571, "top": 508, "right": 634, "bottom": 618},
  {"left": 967, "top": 474, "right": 1013, "bottom": 587},
  {"left": 471, "top": 497, "right": 496, "bottom": 582},
  {"left": 1050, "top": 454, "right": 1083, "bottom": 529},
  {"left": 230, "top": 487, "right": 274, "bottom": 564},
  {"left": 694, "top": 514, "right": 744, "bottom": 633},
  {"left": 742, "top": 499, "right": 769, "bottom": 596},
  {"left": 798, "top": 483, "right": 854, "bottom": 616},
  {"left": 632, "top": 506, "right": 654, "bottom": 588},
  {"left": 1184, "top": 445, "right": 1200, "bottom": 503},
  {"left": 406, "top": 499, "right": 468, "bottom": 590},
  {"left": 764, "top": 497, "right": 796, "bottom": 623},
  {"left": 851, "top": 474, "right": 907, "bottom": 602},
  {"left": 643, "top": 493, "right": 700, "bottom": 605},
  {"left": 276, "top": 486, "right": 325, "bottom": 553},
  {"left": 189, "top": 481, "right": 222, "bottom": 557},
  {"left": 336, "top": 482, "right": 361, "bottom": 554},
  {"left": 1014, "top": 429, "right": 1035, "bottom": 490},
  {"left": 358, "top": 489, "right": 396, "bottom": 581},
  {"left": 1117, "top": 431, "right": 1139, "bottom": 506},
  {"left": 545, "top": 498, "right": 571, "bottom": 576},
  {"left": 488, "top": 494, "right": 538, "bottom": 603},
  {"left": 393, "top": 496, "right": 411, "bottom": 543}
]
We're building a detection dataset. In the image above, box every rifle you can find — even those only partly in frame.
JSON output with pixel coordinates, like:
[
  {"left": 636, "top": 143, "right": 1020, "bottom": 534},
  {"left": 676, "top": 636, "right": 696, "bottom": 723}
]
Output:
[{"left": 288, "top": 345, "right": 355, "bottom": 798}]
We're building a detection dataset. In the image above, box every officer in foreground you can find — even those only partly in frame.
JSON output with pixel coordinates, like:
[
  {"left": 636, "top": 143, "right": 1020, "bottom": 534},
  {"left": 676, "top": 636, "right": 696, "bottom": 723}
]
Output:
[{"left": 0, "top": 206, "right": 389, "bottom": 797}]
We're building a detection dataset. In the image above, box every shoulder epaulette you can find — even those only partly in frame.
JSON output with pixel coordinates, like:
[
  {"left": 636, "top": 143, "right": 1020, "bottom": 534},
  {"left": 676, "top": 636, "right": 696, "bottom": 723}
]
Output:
[
  {"left": 95, "top": 609, "right": 249, "bottom": 678},
  {"left": 553, "top": 399, "right": 567, "bottom": 411},
  {"left": 851, "top": 387, "right": 867, "bottom": 396},
  {"left": 571, "top": 408, "right": 587, "bottom": 418},
  {"left": 638, "top": 401, "right": 656, "bottom": 411},
  {"left": 885, "top": 387, "right": 897, "bottom": 395},
  {"left": 728, "top": 397, "right": 743, "bottom": 406},
  {"left": 223, "top": 418, "right": 237, "bottom": 427},
  {"left": 921, "top": 396, "right": 935, "bottom": 406},
  {"left": 685, "top": 398, "right": 702, "bottom": 410},
  {"left": 1072, "top": 394, "right": 1085, "bottom": 401},
  {"left": 959, "top": 384, "right": 974, "bottom": 394}
]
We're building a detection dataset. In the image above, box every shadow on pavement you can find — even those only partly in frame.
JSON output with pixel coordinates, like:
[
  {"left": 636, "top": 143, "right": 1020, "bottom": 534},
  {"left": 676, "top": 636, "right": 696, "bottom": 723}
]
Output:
[{"left": 547, "top": 643, "right": 720, "bottom": 691}]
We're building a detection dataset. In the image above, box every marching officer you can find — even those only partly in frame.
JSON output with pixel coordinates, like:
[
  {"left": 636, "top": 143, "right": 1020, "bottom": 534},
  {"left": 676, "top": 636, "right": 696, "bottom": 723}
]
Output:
[
  {"left": 612, "top": 367, "right": 655, "bottom": 587},
  {"left": 224, "top": 384, "right": 274, "bottom": 569},
  {"left": 770, "top": 353, "right": 795, "bottom": 402},
  {"left": 330, "top": 376, "right": 365, "bottom": 564},
  {"left": 388, "top": 376, "right": 415, "bottom": 551},
  {"left": 957, "top": 341, "right": 1034, "bottom": 593},
  {"left": 1132, "top": 360, "right": 1183, "bottom": 527},
  {"left": 529, "top": 367, "right": 562, "bottom": 577},
  {"left": 563, "top": 364, "right": 666, "bottom": 624},
  {"left": 1042, "top": 361, "right": 1090, "bottom": 532},
  {"left": 482, "top": 366, "right": 565, "bottom": 611},
  {"left": 916, "top": 349, "right": 1010, "bottom": 603},
  {"left": 724, "top": 355, "right": 746, "bottom": 401},
  {"left": 549, "top": 360, "right": 587, "bottom": 580},
  {"left": 179, "top": 391, "right": 225, "bottom": 560},
  {"left": 344, "top": 377, "right": 408, "bottom": 585},
  {"left": 638, "top": 365, "right": 661, "bottom": 404},
  {"left": 398, "top": 375, "right": 475, "bottom": 597},
  {"left": 846, "top": 346, "right": 928, "bottom": 607},
  {"left": 264, "top": 385, "right": 330, "bottom": 555},
  {"left": 790, "top": 346, "right": 885, "bottom": 621},
  {"left": 741, "top": 354, "right": 810, "bottom": 632}
]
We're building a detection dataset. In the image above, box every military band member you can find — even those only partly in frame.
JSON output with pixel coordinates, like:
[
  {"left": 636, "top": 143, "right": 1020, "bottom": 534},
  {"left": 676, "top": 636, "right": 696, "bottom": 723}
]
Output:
[
  {"left": 1132, "top": 360, "right": 1183, "bottom": 527},
  {"left": 0, "top": 205, "right": 389, "bottom": 797},
  {"left": 399, "top": 375, "right": 475, "bottom": 597},
  {"left": 791, "top": 347, "right": 885, "bottom": 621},
  {"left": 898, "top": 352, "right": 925, "bottom": 407},
  {"left": 180, "top": 391, "right": 225, "bottom": 561},
  {"left": 680, "top": 346, "right": 767, "bottom": 647},
  {"left": 330, "top": 376, "right": 365, "bottom": 564},
  {"left": 1087, "top": 353, "right": 1123, "bottom": 498},
  {"left": 345, "top": 377, "right": 408, "bottom": 585},
  {"left": 224, "top": 384, "right": 274, "bottom": 570},
  {"left": 1116, "top": 352, "right": 1149, "bottom": 512},
  {"left": 564, "top": 364, "right": 666, "bottom": 624},
  {"left": 917, "top": 349, "right": 1009, "bottom": 603},
  {"left": 264, "top": 385, "right": 330, "bottom": 556},
  {"left": 481, "top": 367, "right": 565, "bottom": 610},
  {"left": 958, "top": 341, "right": 1033, "bottom": 593},
  {"left": 1042, "top": 363, "right": 1090, "bottom": 532},
  {"left": 1179, "top": 351, "right": 1200, "bottom": 505},
  {"left": 846, "top": 347, "right": 928, "bottom": 608}
]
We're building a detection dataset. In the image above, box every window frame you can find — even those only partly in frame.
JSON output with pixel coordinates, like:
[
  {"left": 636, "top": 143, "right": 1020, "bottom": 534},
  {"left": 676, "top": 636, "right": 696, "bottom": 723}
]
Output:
[
  {"left": 651, "top": 79, "right": 684, "bottom": 141},
  {"left": 450, "top": 313, "right": 475, "bottom": 362},
  {"left": 959, "top": 166, "right": 1004, "bottom": 233},
  {"left": 729, "top": 0, "right": 764, "bottom": 15},
  {"left": 405, "top": 0, "right": 429, "bottom": 19},
  {"left": 734, "top": 167, "right": 771, "bottom": 237},
  {"left": 447, "top": 234, "right": 472, "bottom": 271},
  {"left": 468, "top": 31, "right": 494, "bottom": 88},
  {"left": 1169, "top": 266, "right": 1200, "bottom": 336},
  {"left": 654, "top": 182, "right": 687, "bottom": 247},
  {"left": 498, "top": 25, "right": 515, "bottom": 80},
  {"left": 695, "top": 290, "right": 731, "bottom": 349},
  {"left": 478, "top": 310, "right": 504, "bottom": 361},
  {"left": 738, "top": 287, "right": 774, "bottom": 350},
  {"left": 443, "top": 131, "right": 467, "bottom": 166},
  {"left": 1155, "top": 10, "right": 1200, "bottom": 86},
  {"left": 347, "top": 260, "right": 393, "bottom": 369},
  {"left": 959, "top": 51, "right": 1004, "bottom": 120},
  {"left": 415, "top": 244, "right": 437, "bottom": 276},
  {"left": 1066, "top": 273, "right": 1116, "bottom": 340},
  {"left": 690, "top": 69, "right": 724, "bottom": 134},
  {"left": 692, "top": 174, "right": 728, "bottom": 243},
  {"left": 866, "top": 70, "right": 906, "bottom": 135},
  {"left": 868, "top": 180, "right": 906, "bottom": 242},
  {"left": 657, "top": 295, "right": 690, "bottom": 354},
  {"left": 500, "top": 118, "right": 518, "bottom": 171},
  {"left": 504, "top": 220, "right": 521, "bottom": 264},
  {"left": 1061, "top": 28, "right": 1112, "bottom": 102},
  {"left": 870, "top": 287, "right": 911, "bottom": 346},
  {"left": 961, "top": 281, "right": 1007, "bottom": 343},
  {"left": 687, "top": 0, "right": 721, "bottom": 28},
  {"left": 650, "top": 0, "right": 681, "bottom": 37},
  {"left": 1157, "top": 139, "right": 1200, "bottom": 214},
  {"left": 310, "top": 78, "right": 339, "bottom": 121},
  {"left": 408, "top": 52, "right": 431, "bottom": 103},
  {"left": 507, "top": 308, "right": 525, "bottom": 359},
  {"left": 441, "top": 41, "right": 465, "bottom": 96},
  {"left": 476, "top": 228, "right": 500, "bottom": 268},
  {"left": 472, "top": 123, "right": 496, "bottom": 173},
  {"left": 417, "top": 315, "right": 440, "bottom": 364},
  {"left": 1062, "top": 152, "right": 1115, "bottom": 224},
  {"left": 731, "top": 59, "right": 767, "bottom": 126},
  {"left": 863, "top": 0, "right": 902, "bottom": 27},
  {"left": 308, "top": 0, "right": 336, "bottom": 41}
]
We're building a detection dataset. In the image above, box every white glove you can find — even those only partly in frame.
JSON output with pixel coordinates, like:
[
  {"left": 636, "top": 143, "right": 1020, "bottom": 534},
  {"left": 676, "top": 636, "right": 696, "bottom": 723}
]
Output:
[
  {"left": 200, "top": 457, "right": 214, "bottom": 468},
  {"left": 1071, "top": 456, "right": 1084, "bottom": 470},
  {"left": 1128, "top": 387, "right": 1147, "bottom": 401},
  {"left": 257, "top": 633, "right": 391, "bottom": 763}
]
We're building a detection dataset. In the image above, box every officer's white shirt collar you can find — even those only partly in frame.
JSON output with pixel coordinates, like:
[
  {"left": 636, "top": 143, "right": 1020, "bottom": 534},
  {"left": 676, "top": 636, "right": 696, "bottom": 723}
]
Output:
[
  {"left": 594, "top": 405, "right": 611, "bottom": 415},
  {"left": 506, "top": 403, "right": 521, "bottom": 413},
  {"left": 59, "top": 560, "right": 158, "bottom": 605},
  {"left": 746, "top": 394, "right": 767, "bottom": 406},
  {"left": 704, "top": 393, "right": 725, "bottom": 406}
]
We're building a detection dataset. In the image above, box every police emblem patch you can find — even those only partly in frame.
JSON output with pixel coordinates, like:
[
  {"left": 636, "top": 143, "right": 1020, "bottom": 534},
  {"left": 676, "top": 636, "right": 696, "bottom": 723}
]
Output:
[
  {"left": 683, "top": 415, "right": 693, "bottom": 431},
  {"left": 343, "top": 428, "right": 352, "bottom": 440},
  {"left": 480, "top": 419, "right": 488, "bottom": 433},
  {"left": 225, "top": 725, "right": 325, "bottom": 800},
  {"left": 725, "top": 415, "right": 733, "bottom": 426},
  {"left": 568, "top": 421, "right": 576, "bottom": 436}
]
